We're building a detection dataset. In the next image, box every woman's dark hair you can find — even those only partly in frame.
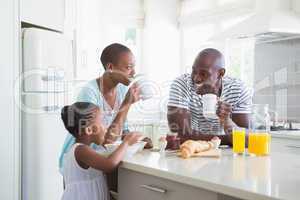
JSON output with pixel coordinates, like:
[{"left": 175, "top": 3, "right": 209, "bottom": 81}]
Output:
[
  {"left": 61, "top": 102, "right": 99, "bottom": 138},
  {"left": 100, "top": 43, "right": 131, "bottom": 69}
]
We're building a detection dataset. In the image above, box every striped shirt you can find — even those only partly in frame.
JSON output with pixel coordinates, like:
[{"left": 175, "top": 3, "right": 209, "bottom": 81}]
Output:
[{"left": 168, "top": 73, "right": 252, "bottom": 134}]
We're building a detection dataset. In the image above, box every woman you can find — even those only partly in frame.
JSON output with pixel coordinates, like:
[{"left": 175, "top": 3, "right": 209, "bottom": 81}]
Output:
[{"left": 59, "top": 43, "right": 150, "bottom": 172}]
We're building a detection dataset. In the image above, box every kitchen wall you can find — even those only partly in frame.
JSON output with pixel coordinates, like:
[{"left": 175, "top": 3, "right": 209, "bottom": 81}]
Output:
[{"left": 254, "top": 38, "right": 300, "bottom": 123}]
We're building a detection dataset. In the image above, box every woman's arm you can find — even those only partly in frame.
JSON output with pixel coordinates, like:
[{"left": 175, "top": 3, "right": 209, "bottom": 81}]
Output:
[
  {"left": 105, "top": 86, "right": 140, "bottom": 143},
  {"left": 75, "top": 134, "right": 141, "bottom": 173}
]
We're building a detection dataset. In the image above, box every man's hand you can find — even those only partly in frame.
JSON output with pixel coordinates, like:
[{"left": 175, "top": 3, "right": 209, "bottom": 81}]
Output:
[
  {"left": 142, "top": 137, "right": 153, "bottom": 149},
  {"left": 216, "top": 101, "right": 237, "bottom": 138},
  {"left": 216, "top": 100, "right": 232, "bottom": 124}
]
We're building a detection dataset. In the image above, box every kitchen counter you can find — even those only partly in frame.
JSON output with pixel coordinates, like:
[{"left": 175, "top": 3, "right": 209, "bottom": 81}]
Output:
[
  {"left": 271, "top": 131, "right": 300, "bottom": 140},
  {"left": 119, "top": 140, "right": 300, "bottom": 200}
]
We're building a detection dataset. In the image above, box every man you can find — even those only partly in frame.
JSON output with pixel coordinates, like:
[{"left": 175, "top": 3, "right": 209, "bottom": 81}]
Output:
[{"left": 167, "top": 48, "right": 252, "bottom": 145}]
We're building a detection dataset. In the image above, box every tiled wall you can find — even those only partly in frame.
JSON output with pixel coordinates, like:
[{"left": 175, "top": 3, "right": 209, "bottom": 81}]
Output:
[{"left": 254, "top": 38, "right": 300, "bottom": 123}]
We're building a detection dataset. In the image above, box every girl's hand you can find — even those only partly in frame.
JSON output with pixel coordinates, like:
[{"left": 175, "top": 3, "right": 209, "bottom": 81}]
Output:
[
  {"left": 142, "top": 137, "right": 153, "bottom": 149},
  {"left": 124, "top": 84, "right": 140, "bottom": 105},
  {"left": 123, "top": 133, "right": 142, "bottom": 146}
]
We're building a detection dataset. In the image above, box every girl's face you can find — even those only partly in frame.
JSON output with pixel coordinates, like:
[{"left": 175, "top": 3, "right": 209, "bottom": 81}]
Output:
[{"left": 90, "top": 110, "right": 106, "bottom": 145}]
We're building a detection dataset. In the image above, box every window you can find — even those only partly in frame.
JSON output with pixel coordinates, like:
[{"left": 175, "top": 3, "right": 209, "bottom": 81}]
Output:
[
  {"left": 124, "top": 28, "right": 142, "bottom": 73},
  {"left": 181, "top": 21, "right": 255, "bottom": 87}
]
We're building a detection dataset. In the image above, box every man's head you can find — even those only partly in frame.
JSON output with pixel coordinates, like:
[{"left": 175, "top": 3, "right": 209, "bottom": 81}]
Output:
[
  {"left": 191, "top": 48, "right": 225, "bottom": 95},
  {"left": 100, "top": 43, "right": 136, "bottom": 78}
]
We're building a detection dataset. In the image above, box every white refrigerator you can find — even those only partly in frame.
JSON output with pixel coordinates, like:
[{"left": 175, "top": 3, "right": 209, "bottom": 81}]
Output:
[{"left": 21, "top": 28, "right": 74, "bottom": 200}]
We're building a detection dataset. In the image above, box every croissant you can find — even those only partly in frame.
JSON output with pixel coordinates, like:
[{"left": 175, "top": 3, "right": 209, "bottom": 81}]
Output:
[{"left": 180, "top": 140, "right": 214, "bottom": 159}]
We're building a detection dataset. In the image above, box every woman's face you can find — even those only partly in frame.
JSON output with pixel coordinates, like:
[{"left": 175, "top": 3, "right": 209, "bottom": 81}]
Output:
[{"left": 112, "top": 51, "right": 136, "bottom": 78}]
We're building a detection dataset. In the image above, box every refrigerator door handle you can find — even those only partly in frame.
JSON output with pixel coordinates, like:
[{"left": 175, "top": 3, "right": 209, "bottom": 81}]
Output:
[
  {"left": 43, "top": 105, "right": 61, "bottom": 112},
  {"left": 41, "top": 74, "right": 64, "bottom": 81}
]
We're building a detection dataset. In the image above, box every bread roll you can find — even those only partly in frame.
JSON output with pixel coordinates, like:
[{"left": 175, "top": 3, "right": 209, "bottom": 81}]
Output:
[{"left": 180, "top": 140, "right": 214, "bottom": 159}]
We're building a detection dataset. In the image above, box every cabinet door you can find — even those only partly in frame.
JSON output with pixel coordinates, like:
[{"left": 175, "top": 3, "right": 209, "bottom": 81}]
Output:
[
  {"left": 118, "top": 168, "right": 218, "bottom": 200},
  {"left": 21, "top": 0, "right": 64, "bottom": 31}
]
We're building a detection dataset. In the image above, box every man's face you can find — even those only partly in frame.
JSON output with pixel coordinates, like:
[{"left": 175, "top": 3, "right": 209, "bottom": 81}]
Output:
[
  {"left": 191, "top": 56, "right": 224, "bottom": 95},
  {"left": 112, "top": 52, "right": 136, "bottom": 78}
]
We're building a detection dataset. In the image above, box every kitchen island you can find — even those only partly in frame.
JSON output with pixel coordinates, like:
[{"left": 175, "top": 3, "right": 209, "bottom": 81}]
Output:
[{"left": 118, "top": 138, "right": 300, "bottom": 200}]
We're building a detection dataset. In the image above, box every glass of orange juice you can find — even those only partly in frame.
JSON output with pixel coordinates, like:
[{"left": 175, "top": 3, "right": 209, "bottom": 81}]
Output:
[
  {"left": 232, "top": 127, "right": 246, "bottom": 155},
  {"left": 248, "top": 133, "right": 271, "bottom": 156}
]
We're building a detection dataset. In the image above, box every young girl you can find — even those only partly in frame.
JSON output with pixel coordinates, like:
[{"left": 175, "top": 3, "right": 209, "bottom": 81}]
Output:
[{"left": 60, "top": 102, "right": 141, "bottom": 200}]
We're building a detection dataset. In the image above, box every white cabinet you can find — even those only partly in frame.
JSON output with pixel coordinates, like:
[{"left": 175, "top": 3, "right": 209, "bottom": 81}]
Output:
[
  {"left": 118, "top": 168, "right": 242, "bottom": 200},
  {"left": 21, "top": 0, "right": 65, "bottom": 31},
  {"left": 118, "top": 168, "right": 218, "bottom": 200}
]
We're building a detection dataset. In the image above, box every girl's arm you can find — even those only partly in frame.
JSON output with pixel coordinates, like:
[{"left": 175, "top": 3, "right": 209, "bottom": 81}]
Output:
[{"left": 75, "top": 134, "right": 141, "bottom": 173}]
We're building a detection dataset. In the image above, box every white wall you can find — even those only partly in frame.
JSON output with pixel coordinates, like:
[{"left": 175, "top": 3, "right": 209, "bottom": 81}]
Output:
[
  {"left": 74, "top": 0, "right": 103, "bottom": 80},
  {"left": 142, "top": 0, "right": 180, "bottom": 81},
  {"left": 72, "top": 0, "right": 144, "bottom": 80},
  {"left": 0, "top": 0, "right": 20, "bottom": 199},
  {"left": 127, "top": 0, "right": 181, "bottom": 123}
]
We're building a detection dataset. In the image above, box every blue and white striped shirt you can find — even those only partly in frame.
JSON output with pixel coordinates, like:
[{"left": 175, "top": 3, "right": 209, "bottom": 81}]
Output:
[{"left": 168, "top": 73, "right": 252, "bottom": 134}]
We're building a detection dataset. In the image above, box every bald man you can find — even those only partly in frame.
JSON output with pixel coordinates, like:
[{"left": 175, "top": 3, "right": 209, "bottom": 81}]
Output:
[{"left": 167, "top": 48, "right": 252, "bottom": 145}]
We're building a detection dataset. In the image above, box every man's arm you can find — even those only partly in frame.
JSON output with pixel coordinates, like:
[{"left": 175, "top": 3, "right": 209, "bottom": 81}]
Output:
[
  {"left": 167, "top": 106, "right": 232, "bottom": 145},
  {"left": 232, "top": 113, "right": 249, "bottom": 128},
  {"left": 231, "top": 113, "right": 250, "bottom": 146}
]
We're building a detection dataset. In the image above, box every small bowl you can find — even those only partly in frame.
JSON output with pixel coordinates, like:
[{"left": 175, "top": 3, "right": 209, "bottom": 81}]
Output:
[
  {"left": 126, "top": 141, "right": 147, "bottom": 157},
  {"left": 104, "top": 141, "right": 146, "bottom": 157}
]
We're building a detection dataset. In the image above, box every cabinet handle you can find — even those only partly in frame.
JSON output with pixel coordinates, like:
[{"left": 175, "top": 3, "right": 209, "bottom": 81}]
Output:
[{"left": 140, "top": 184, "right": 167, "bottom": 194}]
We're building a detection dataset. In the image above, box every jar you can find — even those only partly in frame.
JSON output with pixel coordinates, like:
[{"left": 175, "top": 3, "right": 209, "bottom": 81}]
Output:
[
  {"left": 166, "top": 133, "right": 180, "bottom": 150},
  {"left": 248, "top": 104, "right": 271, "bottom": 156}
]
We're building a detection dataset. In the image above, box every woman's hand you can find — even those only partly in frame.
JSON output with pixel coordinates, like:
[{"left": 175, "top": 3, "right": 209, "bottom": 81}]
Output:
[
  {"left": 104, "top": 131, "right": 121, "bottom": 144},
  {"left": 123, "top": 133, "right": 142, "bottom": 146},
  {"left": 106, "top": 70, "right": 131, "bottom": 86},
  {"left": 124, "top": 84, "right": 140, "bottom": 105}
]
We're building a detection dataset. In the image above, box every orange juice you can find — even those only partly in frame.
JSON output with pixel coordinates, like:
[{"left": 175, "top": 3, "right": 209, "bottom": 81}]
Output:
[
  {"left": 233, "top": 128, "right": 245, "bottom": 154},
  {"left": 248, "top": 133, "right": 271, "bottom": 156}
]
